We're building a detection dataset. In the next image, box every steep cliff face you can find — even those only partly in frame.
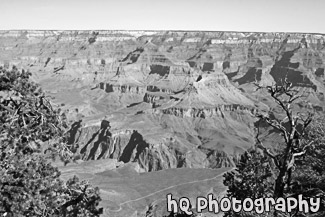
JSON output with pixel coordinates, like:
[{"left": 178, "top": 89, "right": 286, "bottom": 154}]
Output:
[
  {"left": 158, "top": 105, "right": 256, "bottom": 119},
  {"left": 99, "top": 82, "right": 146, "bottom": 94},
  {"left": 68, "top": 120, "right": 212, "bottom": 172},
  {"left": 1, "top": 30, "right": 324, "bottom": 174},
  {"left": 2, "top": 30, "right": 324, "bottom": 96}
]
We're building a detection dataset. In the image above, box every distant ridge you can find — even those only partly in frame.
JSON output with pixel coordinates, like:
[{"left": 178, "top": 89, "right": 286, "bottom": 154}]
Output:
[{"left": 0, "top": 29, "right": 325, "bottom": 35}]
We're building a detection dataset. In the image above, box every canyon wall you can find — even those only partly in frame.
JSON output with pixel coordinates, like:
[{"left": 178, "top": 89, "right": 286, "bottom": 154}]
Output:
[{"left": 1, "top": 30, "right": 324, "bottom": 172}]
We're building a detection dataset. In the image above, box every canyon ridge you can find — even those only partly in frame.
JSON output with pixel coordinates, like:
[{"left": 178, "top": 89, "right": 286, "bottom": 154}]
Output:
[{"left": 1, "top": 30, "right": 324, "bottom": 216}]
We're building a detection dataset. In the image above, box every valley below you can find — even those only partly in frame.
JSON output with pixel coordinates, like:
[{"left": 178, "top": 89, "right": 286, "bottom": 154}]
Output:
[{"left": 1, "top": 30, "right": 325, "bottom": 216}]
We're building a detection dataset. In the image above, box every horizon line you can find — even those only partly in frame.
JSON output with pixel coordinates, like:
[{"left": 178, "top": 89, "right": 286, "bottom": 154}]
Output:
[{"left": 1, "top": 29, "right": 325, "bottom": 35}]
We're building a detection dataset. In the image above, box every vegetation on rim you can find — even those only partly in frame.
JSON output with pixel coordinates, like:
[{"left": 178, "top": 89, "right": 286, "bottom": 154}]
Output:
[
  {"left": 0, "top": 66, "right": 103, "bottom": 216},
  {"left": 223, "top": 81, "right": 325, "bottom": 217}
]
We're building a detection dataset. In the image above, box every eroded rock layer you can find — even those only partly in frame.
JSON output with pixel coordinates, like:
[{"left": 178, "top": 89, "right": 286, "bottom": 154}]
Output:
[{"left": 1, "top": 30, "right": 325, "bottom": 172}]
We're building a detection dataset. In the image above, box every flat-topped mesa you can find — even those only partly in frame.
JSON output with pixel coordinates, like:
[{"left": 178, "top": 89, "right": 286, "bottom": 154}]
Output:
[{"left": 99, "top": 82, "right": 146, "bottom": 94}]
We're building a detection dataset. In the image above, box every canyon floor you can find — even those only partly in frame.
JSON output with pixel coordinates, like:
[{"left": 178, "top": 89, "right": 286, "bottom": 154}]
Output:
[{"left": 1, "top": 30, "right": 325, "bottom": 216}]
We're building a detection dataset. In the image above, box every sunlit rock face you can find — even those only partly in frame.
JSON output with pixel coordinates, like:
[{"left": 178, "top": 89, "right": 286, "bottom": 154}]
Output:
[
  {"left": 2, "top": 30, "right": 325, "bottom": 216},
  {"left": 1, "top": 30, "right": 325, "bottom": 173}
]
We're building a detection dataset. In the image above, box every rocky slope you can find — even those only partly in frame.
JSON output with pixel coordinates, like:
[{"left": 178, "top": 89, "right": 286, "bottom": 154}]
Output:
[
  {"left": 1, "top": 30, "right": 325, "bottom": 215},
  {"left": 1, "top": 30, "right": 324, "bottom": 168}
]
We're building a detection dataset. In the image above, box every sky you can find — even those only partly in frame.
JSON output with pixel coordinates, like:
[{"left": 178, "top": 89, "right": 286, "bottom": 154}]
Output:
[{"left": 1, "top": 0, "right": 324, "bottom": 33}]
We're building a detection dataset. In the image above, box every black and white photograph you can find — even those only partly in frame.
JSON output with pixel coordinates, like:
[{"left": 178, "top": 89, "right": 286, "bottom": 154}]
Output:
[{"left": 0, "top": 0, "right": 325, "bottom": 216}]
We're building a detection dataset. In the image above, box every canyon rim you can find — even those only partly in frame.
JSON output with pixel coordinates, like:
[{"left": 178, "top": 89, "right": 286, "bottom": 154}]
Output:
[{"left": 1, "top": 29, "right": 325, "bottom": 216}]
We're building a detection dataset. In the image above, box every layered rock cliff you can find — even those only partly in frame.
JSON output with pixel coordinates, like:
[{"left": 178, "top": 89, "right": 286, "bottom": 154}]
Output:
[{"left": 1, "top": 30, "right": 324, "bottom": 174}]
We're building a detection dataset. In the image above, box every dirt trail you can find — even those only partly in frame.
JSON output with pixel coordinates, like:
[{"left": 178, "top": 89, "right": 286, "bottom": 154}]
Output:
[{"left": 108, "top": 167, "right": 235, "bottom": 213}]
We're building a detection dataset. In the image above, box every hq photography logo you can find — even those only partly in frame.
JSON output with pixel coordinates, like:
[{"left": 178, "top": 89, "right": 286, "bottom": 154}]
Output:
[{"left": 166, "top": 193, "right": 321, "bottom": 215}]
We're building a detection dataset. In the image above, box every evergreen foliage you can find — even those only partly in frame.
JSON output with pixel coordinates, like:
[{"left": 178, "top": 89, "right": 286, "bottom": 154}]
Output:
[{"left": 0, "top": 66, "right": 103, "bottom": 216}]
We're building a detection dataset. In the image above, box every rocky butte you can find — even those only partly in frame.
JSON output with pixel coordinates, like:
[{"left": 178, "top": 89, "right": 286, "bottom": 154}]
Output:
[{"left": 0, "top": 30, "right": 324, "bottom": 216}]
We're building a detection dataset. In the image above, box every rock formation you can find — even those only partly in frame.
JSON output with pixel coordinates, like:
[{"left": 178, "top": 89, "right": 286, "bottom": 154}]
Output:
[{"left": 1, "top": 30, "right": 325, "bottom": 216}]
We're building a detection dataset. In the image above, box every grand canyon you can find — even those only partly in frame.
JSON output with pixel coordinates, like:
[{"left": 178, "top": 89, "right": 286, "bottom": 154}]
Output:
[{"left": 1, "top": 30, "right": 324, "bottom": 216}]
